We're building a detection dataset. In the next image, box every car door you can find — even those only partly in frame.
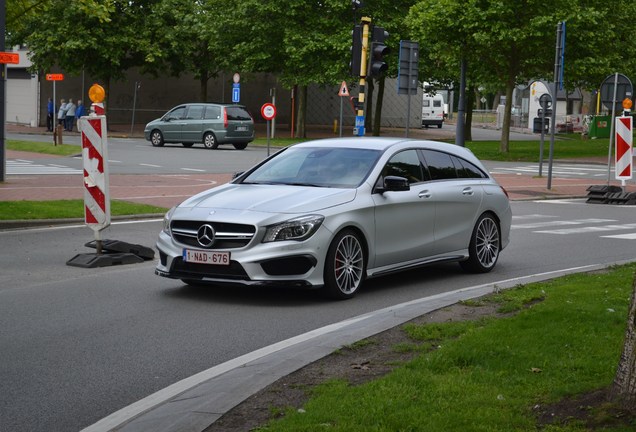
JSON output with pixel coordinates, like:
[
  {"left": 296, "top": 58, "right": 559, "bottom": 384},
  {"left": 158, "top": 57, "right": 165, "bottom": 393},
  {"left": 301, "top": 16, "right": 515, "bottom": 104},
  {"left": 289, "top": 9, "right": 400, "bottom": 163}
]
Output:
[
  {"left": 161, "top": 106, "right": 187, "bottom": 142},
  {"left": 181, "top": 105, "right": 205, "bottom": 143},
  {"left": 420, "top": 149, "right": 485, "bottom": 254},
  {"left": 371, "top": 149, "right": 436, "bottom": 268}
]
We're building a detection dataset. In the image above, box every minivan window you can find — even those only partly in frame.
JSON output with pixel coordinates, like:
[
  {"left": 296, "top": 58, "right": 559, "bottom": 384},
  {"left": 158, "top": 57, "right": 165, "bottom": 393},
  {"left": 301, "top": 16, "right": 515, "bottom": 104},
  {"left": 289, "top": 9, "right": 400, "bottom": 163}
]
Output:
[
  {"left": 226, "top": 106, "right": 252, "bottom": 121},
  {"left": 204, "top": 106, "right": 221, "bottom": 120},
  {"left": 433, "top": 100, "right": 442, "bottom": 108},
  {"left": 185, "top": 105, "right": 204, "bottom": 120},
  {"left": 421, "top": 149, "right": 457, "bottom": 180},
  {"left": 165, "top": 106, "right": 186, "bottom": 120}
]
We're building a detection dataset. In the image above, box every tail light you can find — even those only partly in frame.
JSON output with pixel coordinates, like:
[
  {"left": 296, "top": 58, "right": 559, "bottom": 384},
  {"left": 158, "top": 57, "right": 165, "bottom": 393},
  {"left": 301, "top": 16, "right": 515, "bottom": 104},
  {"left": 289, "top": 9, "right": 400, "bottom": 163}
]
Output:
[{"left": 223, "top": 109, "right": 228, "bottom": 128}]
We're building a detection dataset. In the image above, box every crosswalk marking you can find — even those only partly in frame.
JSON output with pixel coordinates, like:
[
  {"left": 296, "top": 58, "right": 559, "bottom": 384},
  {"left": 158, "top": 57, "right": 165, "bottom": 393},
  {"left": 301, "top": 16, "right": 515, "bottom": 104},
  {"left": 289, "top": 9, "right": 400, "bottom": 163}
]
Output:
[
  {"left": 513, "top": 213, "right": 636, "bottom": 239},
  {"left": 602, "top": 233, "right": 636, "bottom": 240},
  {"left": 7, "top": 160, "right": 81, "bottom": 175},
  {"left": 512, "top": 218, "right": 615, "bottom": 229}
]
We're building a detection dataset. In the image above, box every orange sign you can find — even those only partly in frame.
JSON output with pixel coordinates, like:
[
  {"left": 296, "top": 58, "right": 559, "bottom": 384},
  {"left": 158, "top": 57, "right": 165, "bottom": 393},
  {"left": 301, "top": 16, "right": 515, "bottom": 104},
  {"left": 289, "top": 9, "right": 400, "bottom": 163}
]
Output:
[
  {"left": 0, "top": 52, "right": 19, "bottom": 64},
  {"left": 46, "top": 74, "right": 64, "bottom": 81}
]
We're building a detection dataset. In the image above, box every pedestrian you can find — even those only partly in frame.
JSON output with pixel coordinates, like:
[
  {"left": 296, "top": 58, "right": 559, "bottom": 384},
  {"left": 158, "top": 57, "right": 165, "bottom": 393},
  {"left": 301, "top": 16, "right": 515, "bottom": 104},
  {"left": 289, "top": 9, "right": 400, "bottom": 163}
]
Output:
[
  {"left": 46, "top": 98, "right": 54, "bottom": 131},
  {"left": 75, "top": 100, "right": 85, "bottom": 131},
  {"left": 65, "top": 99, "right": 76, "bottom": 131},
  {"left": 57, "top": 99, "right": 67, "bottom": 127}
]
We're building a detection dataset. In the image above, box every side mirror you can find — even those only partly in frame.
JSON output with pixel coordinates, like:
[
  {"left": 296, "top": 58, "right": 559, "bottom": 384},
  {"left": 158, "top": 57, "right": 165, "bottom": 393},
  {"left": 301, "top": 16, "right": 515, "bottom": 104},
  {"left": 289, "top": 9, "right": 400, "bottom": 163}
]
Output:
[{"left": 378, "top": 175, "right": 410, "bottom": 193}]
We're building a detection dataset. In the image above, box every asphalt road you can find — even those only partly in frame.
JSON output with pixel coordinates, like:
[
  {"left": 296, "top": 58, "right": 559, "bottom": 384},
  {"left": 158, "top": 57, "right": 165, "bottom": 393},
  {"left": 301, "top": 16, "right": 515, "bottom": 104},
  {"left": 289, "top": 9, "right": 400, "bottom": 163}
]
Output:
[{"left": 1, "top": 199, "right": 635, "bottom": 431}]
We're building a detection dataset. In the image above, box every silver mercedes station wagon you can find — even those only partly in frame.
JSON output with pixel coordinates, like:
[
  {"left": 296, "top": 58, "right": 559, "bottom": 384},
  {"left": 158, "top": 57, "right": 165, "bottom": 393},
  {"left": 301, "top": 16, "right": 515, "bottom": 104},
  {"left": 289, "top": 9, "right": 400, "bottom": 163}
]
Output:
[{"left": 155, "top": 137, "right": 512, "bottom": 299}]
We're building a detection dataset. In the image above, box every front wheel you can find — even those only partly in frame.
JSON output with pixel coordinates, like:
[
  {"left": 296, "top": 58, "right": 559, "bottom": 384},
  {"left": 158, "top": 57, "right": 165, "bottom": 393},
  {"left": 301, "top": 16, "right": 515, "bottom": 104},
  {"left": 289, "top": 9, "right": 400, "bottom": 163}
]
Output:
[
  {"left": 323, "top": 229, "right": 366, "bottom": 300},
  {"left": 203, "top": 132, "right": 218, "bottom": 149},
  {"left": 150, "top": 130, "right": 164, "bottom": 147},
  {"left": 233, "top": 142, "right": 248, "bottom": 150},
  {"left": 460, "top": 213, "right": 501, "bottom": 273}
]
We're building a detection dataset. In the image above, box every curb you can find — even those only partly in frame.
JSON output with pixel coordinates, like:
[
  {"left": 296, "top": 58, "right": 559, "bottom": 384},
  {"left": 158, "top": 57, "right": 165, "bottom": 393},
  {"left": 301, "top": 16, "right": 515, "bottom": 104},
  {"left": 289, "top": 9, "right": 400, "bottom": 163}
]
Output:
[{"left": 0, "top": 213, "right": 164, "bottom": 231}]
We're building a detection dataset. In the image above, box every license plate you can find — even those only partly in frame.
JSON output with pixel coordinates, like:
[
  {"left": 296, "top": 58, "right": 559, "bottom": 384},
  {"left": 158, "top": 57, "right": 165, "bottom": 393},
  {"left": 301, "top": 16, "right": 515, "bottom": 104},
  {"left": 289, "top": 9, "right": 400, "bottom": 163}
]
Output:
[
  {"left": 183, "top": 249, "right": 230, "bottom": 265},
  {"left": 236, "top": 126, "right": 248, "bottom": 132}
]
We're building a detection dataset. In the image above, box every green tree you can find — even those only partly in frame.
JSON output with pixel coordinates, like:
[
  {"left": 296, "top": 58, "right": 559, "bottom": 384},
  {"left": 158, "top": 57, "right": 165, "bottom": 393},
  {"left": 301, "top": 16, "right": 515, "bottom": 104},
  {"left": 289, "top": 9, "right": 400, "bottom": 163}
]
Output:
[{"left": 13, "top": 0, "right": 158, "bottom": 106}]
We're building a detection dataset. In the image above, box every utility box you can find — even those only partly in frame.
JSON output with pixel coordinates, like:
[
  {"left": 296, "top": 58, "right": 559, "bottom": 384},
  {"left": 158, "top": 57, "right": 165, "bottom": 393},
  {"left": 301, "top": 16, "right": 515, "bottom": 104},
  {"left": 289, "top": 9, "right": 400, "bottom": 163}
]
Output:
[{"left": 588, "top": 115, "right": 611, "bottom": 138}]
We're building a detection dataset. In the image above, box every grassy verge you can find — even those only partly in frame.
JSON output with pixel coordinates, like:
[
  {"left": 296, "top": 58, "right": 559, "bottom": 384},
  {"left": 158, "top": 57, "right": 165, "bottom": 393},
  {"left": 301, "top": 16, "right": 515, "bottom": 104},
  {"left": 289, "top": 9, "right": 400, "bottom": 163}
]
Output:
[
  {"left": 261, "top": 264, "right": 636, "bottom": 431},
  {"left": 7, "top": 139, "right": 80, "bottom": 156},
  {"left": 0, "top": 200, "right": 167, "bottom": 220}
]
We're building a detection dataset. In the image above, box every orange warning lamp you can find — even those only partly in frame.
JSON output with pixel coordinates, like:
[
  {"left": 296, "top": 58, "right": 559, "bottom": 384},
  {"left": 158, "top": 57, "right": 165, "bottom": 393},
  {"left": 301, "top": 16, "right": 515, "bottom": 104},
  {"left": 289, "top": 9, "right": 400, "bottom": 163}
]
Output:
[
  {"left": 622, "top": 98, "right": 632, "bottom": 110},
  {"left": 89, "top": 84, "right": 106, "bottom": 103}
]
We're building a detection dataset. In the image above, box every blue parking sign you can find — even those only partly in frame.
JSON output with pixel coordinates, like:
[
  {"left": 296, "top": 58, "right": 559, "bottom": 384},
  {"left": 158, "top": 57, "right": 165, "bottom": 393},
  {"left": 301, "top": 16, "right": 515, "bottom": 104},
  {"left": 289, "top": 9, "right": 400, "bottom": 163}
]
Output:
[{"left": 232, "top": 83, "right": 240, "bottom": 103}]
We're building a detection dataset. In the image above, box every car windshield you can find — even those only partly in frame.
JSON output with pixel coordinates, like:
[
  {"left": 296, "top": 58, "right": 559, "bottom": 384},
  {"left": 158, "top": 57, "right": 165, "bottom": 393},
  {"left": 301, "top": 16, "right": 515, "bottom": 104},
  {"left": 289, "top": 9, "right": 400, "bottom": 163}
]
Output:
[{"left": 242, "top": 146, "right": 381, "bottom": 188}]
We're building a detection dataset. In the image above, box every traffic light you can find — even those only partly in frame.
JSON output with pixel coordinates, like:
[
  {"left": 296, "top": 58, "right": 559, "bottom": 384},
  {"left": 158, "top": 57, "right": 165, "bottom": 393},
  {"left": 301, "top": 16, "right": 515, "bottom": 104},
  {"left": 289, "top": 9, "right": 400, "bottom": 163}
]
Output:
[
  {"left": 350, "top": 25, "right": 362, "bottom": 77},
  {"left": 369, "top": 26, "right": 389, "bottom": 77}
]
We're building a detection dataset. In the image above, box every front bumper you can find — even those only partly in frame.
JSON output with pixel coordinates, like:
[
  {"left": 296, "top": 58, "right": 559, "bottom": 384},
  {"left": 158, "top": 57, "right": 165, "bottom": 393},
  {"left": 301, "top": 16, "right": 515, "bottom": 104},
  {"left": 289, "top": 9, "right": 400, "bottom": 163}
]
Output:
[{"left": 154, "top": 228, "right": 329, "bottom": 288}]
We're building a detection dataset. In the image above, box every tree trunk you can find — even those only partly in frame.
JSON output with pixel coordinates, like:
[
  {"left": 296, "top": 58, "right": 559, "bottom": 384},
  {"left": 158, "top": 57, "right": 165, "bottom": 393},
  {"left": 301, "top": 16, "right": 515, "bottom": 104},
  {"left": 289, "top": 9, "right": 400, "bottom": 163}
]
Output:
[
  {"left": 500, "top": 77, "right": 514, "bottom": 153},
  {"left": 464, "top": 85, "right": 475, "bottom": 141},
  {"left": 373, "top": 77, "right": 385, "bottom": 136},
  {"left": 295, "top": 84, "right": 307, "bottom": 138},
  {"left": 612, "top": 270, "right": 636, "bottom": 407},
  {"left": 199, "top": 72, "right": 208, "bottom": 102}
]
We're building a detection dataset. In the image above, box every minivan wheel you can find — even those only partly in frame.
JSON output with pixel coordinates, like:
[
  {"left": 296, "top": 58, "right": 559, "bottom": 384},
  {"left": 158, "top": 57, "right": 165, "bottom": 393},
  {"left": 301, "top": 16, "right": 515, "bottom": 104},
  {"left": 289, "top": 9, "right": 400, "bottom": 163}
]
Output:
[
  {"left": 323, "top": 229, "right": 366, "bottom": 300},
  {"left": 203, "top": 132, "right": 218, "bottom": 149},
  {"left": 150, "top": 130, "right": 164, "bottom": 147},
  {"left": 233, "top": 142, "right": 248, "bottom": 150},
  {"left": 460, "top": 213, "right": 501, "bottom": 273}
]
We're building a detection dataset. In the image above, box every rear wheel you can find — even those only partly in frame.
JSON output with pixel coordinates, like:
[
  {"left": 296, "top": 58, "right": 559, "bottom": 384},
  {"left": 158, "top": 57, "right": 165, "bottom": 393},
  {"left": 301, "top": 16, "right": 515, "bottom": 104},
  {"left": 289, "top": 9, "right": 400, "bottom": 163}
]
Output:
[
  {"left": 203, "top": 132, "right": 218, "bottom": 149},
  {"left": 150, "top": 130, "right": 164, "bottom": 147},
  {"left": 233, "top": 142, "right": 248, "bottom": 150},
  {"left": 323, "top": 229, "right": 366, "bottom": 300},
  {"left": 460, "top": 213, "right": 501, "bottom": 273},
  {"left": 437, "top": 123, "right": 442, "bottom": 129}
]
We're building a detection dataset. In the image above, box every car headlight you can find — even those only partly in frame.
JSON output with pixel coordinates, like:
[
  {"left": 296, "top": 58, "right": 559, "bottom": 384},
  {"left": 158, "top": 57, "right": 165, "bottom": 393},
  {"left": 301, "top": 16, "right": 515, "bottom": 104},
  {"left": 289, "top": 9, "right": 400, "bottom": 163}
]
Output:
[
  {"left": 263, "top": 215, "right": 324, "bottom": 243},
  {"left": 162, "top": 206, "right": 176, "bottom": 234}
]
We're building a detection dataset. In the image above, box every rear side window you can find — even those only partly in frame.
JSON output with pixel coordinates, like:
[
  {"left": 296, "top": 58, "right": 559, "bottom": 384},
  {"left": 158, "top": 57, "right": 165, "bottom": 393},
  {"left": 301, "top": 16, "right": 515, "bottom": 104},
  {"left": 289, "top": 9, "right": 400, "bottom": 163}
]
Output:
[
  {"left": 204, "top": 106, "right": 221, "bottom": 119},
  {"left": 185, "top": 105, "right": 204, "bottom": 120},
  {"left": 452, "top": 156, "right": 488, "bottom": 179},
  {"left": 421, "top": 149, "right": 457, "bottom": 180},
  {"left": 226, "top": 106, "right": 252, "bottom": 121}
]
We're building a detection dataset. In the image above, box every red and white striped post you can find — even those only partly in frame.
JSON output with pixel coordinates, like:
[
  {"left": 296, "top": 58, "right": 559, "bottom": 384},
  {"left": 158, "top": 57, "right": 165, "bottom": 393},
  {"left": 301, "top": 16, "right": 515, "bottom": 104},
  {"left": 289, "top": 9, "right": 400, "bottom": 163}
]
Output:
[
  {"left": 80, "top": 84, "right": 110, "bottom": 253},
  {"left": 615, "top": 98, "right": 633, "bottom": 189}
]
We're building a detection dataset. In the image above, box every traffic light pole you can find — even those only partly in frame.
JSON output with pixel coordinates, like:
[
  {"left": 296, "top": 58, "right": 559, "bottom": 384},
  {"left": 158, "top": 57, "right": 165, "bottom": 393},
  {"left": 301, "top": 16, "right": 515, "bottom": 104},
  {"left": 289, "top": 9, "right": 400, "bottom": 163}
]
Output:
[{"left": 354, "top": 17, "right": 371, "bottom": 137}]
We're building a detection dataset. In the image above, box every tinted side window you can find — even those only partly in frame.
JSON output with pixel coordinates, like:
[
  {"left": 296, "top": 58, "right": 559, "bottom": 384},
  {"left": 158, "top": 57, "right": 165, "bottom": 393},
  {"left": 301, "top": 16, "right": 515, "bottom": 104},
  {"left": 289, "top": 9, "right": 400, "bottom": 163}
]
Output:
[
  {"left": 421, "top": 150, "right": 457, "bottom": 180},
  {"left": 381, "top": 150, "right": 427, "bottom": 184},
  {"left": 226, "top": 107, "right": 252, "bottom": 121},
  {"left": 204, "top": 106, "right": 221, "bottom": 120},
  {"left": 452, "top": 156, "right": 487, "bottom": 179},
  {"left": 185, "top": 105, "right": 204, "bottom": 120}
]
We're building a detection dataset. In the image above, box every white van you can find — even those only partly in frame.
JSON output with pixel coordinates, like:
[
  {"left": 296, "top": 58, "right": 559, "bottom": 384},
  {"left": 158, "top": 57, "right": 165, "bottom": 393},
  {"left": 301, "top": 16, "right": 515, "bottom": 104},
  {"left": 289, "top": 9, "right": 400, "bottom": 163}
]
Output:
[{"left": 421, "top": 93, "right": 445, "bottom": 128}]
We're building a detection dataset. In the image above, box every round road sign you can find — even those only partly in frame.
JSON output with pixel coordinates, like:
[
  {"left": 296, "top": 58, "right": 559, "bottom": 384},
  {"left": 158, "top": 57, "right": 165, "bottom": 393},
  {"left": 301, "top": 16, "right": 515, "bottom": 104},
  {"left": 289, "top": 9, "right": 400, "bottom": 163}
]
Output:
[{"left": 261, "top": 103, "right": 277, "bottom": 120}]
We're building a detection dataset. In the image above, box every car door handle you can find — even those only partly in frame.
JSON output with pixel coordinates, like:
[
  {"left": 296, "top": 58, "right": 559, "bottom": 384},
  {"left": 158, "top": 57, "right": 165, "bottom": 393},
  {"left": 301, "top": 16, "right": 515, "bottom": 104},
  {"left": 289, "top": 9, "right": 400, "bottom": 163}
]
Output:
[
  {"left": 418, "top": 190, "right": 431, "bottom": 199},
  {"left": 462, "top": 187, "right": 474, "bottom": 196}
]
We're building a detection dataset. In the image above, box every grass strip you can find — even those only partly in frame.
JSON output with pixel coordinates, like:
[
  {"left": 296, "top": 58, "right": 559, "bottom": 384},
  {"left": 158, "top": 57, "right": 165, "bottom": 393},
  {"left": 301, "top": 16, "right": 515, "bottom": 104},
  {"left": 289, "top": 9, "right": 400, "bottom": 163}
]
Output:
[
  {"left": 0, "top": 199, "right": 166, "bottom": 220},
  {"left": 7, "top": 139, "right": 80, "bottom": 156},
  {"left": 261, "top": 264, "right": 636, "bottom": 431}
]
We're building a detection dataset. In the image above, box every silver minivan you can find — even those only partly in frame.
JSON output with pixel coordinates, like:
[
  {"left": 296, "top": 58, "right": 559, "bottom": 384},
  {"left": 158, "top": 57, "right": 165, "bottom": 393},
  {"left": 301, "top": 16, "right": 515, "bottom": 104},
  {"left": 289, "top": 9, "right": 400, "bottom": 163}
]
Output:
[{"left": 144, "top": 103, "right": 255, "bottom": 150}]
